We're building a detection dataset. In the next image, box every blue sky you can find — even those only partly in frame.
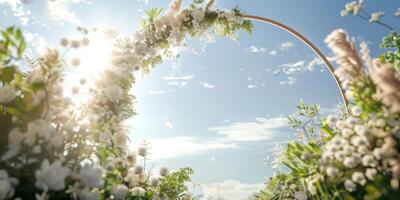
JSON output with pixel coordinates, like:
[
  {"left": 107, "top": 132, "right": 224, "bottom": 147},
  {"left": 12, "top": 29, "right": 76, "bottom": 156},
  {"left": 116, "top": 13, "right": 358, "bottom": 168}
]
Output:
[{"left": 1, "top": 0, "right": 399, "bottom": 199}]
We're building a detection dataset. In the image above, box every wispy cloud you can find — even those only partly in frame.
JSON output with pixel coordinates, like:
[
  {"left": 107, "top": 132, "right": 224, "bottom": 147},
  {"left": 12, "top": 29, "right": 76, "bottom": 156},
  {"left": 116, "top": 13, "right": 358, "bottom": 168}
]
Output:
[
  {"left": 269, "top": 50, "right": 277, "bottom": 56},
  {"left": 164, "top": 122, "right": 173, "bottom": 129},
  {"left": 140, "top": 137, "right": 238, "bottom": 160},
  {"left": 245, "top": 45, "right": 267, "bottom": 53},
  {"left": 201, "top": 180, "right": 263, "bottom": 200},
  {"left": 207, "top": 117, "right": 287, "bottom": 142},
  {"left": 200, "top": 82, "right": 215, "bottom": 89},
  {"left": 279, "top": 42, "right": 294, "bottom": 51},
  {"left": 273, "top": 57, "right": 330, "bottom": 85},
  {"left": 163, "top": 75, "right": 194, "bottom": 81},
  {"left": 247, "top": 85, "right": 256, "bottom": 89}
]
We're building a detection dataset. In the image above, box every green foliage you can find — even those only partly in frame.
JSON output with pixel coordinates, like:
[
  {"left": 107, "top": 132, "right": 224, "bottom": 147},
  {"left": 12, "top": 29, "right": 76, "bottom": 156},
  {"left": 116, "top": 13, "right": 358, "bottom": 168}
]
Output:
[
  {"left": 158, "top": 167, "right": 194, "bottom": 199},
  {"left": 380, "top": 32, "right": 400, "bottom": 69},
  {"left": 0, "top": 26, "right": 26, "bottom": 65}
]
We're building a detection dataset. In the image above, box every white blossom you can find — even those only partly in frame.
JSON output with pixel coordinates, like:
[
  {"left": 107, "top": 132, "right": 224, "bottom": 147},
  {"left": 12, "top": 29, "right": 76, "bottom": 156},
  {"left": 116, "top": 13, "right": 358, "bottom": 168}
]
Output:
[
  {"left": 79, "top": 163, "right": 104, "bottom": 188},
  {"left": 130, "top": 187, "right": 146, "bottom": 197},
  {"left": 0, "top": 170, "right": 17, "bottom": 200},
  {"left": 79, "top": 189, "right": 99, "bottom": 200},
  {"left": 35, "top": 159, "right": 70, "bottom": 191},
  {"left": 344, "top": 179, "right": 356, "bottom": 192},
  {"left": 366, "top": 168, "right": 377, "bottom": 181},
  {"left": 8, "top": 129, "right": 24, "bottom": 146},
  {"left": 159, "top": 167, "right": 169, "bottom": 177},
  {"left": 0, "top": 84, "right": 16, "bottom": 104},
  {"left": 369, "top": 12, "right": 385, "bottom": 23},
  {"left": 104, "top": 84, "right": 123, "bottom": 103},
  {"left": 352, "top": 171, "right": 366, "bottom": 185},
  {"left": 294, "top": 190, "right": 307, "bottom": 200},
  {"left": 110, "top": 184, "right": 128, "bottom": 200},
  {"left": 351, "top": 106, "right": 362, "bottom": 116},
  {"left": 326, "top": 115, "right": 338, "bottom": 125},
  {"left": 326, "top": 166, "right": 339, "bottom": 177}
]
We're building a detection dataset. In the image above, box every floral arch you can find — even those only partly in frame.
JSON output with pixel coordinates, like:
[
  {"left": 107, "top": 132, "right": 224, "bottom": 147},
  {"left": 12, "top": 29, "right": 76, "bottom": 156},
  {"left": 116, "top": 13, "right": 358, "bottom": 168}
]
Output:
[{"left": 1, "top": 0, "right": 400, "bottom": 200}]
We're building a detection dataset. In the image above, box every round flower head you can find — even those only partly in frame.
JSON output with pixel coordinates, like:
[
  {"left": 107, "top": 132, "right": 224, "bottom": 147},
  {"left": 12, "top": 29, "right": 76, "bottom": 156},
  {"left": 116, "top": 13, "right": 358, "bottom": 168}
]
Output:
[
  {"left": 126, "top": 153, "right": 137, "bottom": 166},
  {"left": 71, "top": 58, "right": 81, "bottom": 67},
  {"left": 110, "top": 185, "right": 128, "bottom": 200},
  {"left": 130, "top": 187, "right": 146, "bottom": 197},
  {"left": 104, "top": 84, "right": 123, "bottom": 103},
  {"left": 35, "top": 159, "right": 70, "bottom": 191},
  {"left": 138, "top": 146, "right": 148, "bottom": 157},
  {"left": 150, "top": 177, "right": 159, "bottom": 187},
  {"left": 134, "top": 166, "right": 143, "bottom": 175},
  {"left": 352, "top": 171, "right": 366, "bottom": 185},
  {"left": 60, "top": 38, "right": 69, "bottom": 47},
  {"left": 81, "top": 37, "right": 90, "bottom": 46},
  {"left": 71, "top": 40, "right": 80, "bottom": 48},
  {"left": 351, "top": 106, "right": 362, "bottom": 116},
  {"left": 159, "top": 167, "right": 169, "bottom": 177},
  {"left": 79, "top": 163, "right": 104, "bottom": 188},
  {"left": 344, "top": 179, "right": 356, "bottom": 192},
  {"left": 0, "top": 84, "right": 16, "bottom": 104},
  {"left": 326, "top": 166, "right": 339, "bottom": 177}
]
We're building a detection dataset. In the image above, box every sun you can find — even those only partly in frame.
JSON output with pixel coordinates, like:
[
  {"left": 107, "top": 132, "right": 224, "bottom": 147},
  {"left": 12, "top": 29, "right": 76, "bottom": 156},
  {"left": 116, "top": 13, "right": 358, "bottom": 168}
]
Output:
[{"left": 65, "top": 28, "right": 114, "bottom": 106}]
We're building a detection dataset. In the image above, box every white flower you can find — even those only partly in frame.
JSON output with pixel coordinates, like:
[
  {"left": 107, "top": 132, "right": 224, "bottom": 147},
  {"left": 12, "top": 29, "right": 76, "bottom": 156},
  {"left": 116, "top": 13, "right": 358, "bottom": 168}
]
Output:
[
  {"left": 104, "top": 84, "right": 123, "bottom": 103},
  {"left": 307, "top": 180, "right": 317, "bottom": 195},
  {"left": 344, "top": 179, "right": 356, "bottom": 192},
  {"left": 71, "top": 58, "right": 81, "bottom": 67},
  {"left": 79, "top": 163, "right": 104, "bottom": 188},
  {"left": 351, "top": 106, "right": 362, "bottom": 116},
  {"left": 294, "top": 190, "right": 307, "bottom": 200},
  {"left": 24, "top": 120, "right": 54, "bottom": 146},
  {"left": 340, "top": 1, "right": 363, "bottom": 16},
  {"left": 362, "top": 155, "right": 377, "bottom": 167},
  {"left": 352, "top": 171, "right": 366, "bottom": 185},
  {"left": 354, "top": 125, "right": 368, "bottom": 136},
  {"left": 191, "top": 8, "right": 205, "bottom": 22},
  {"left": 0, "top": 170, "right": 17, "bottom": 200},
  {"left": 369, "top": 12, "right": 385, "bottom": 23},
  {"left": 0, "top": 84, "right": 16, "bottom": 104},
  {"left": 79, "top": 188, "right": 99, "bottom": 200},
  {"left": 366, "top": 168, "right": 377, "bottom": 181},
  {"left": 346, "top": 117, "right": 358, "bottom": 126},
  {"left": 1, "top": 146, "right": 20, "bottom": 161},
  {"left": 138, "top": 146, "right": 148, "bottom": 157},
  {"left": 35, "top": 159, "right": 70, "bottom": 191},
  {"left": 326, "top": 166, "right": 339, "bottom": 177},
  {"left": 350, "top": 135, "right": 369, "bottom": 146},
  {"left": 71, "top": 40, "right": 80, "bottom": 48},
  {"left": 126, "top": 153, "right": 137, "bottom": 166},
  {"left": 357, "top": 145, "right": 369, "bottom": 155},
  {"left": 150, "top": 177, "right": 159, "bottom": 187},
  {"left": 112, "top": 131, "right": 129, "bottom": 147},
  {"left": 334, "top": 151, "right": 346, "bottom": 161},
  {"left": 343, "top": 156, "right": 359, "bottom": 168},
  {"left": 60, "top": 38, "right": 69, "bottom": 47},
  {"left": 130, "top": 186, "right": 146, "bottom": 197},
  {"left": 326, "top": 115, "right": 338, "bottom": 125},
  {"left": 134, "top": 166, "right": 143, "bottom": 175},
  {"left": 335, "top": 120, "right": 347, "bottom": 129},
  {"left": 159, "top": 167, "right": 169, "bottom": 177},
  {"left": 28, "top": 68, "right": 44, "bottom": 84},
  {"left": 396, "top": 8, "right": 400, "bottom": 17},
  {"left": 110, "top": 184, "right": 128, "bottom": 200},
  {"left": 341, "top": 128, "right": 353, "bottom": 138},
  {"left": 8, "top": 129, "right": 24, "bottom": 146}
]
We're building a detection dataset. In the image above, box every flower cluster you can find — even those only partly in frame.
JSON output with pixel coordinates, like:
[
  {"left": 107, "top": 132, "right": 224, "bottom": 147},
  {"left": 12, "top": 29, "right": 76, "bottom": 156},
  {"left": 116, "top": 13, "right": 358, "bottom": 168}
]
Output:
[{"left": 257, "top": 2, "right": 400, "bottom": 200}]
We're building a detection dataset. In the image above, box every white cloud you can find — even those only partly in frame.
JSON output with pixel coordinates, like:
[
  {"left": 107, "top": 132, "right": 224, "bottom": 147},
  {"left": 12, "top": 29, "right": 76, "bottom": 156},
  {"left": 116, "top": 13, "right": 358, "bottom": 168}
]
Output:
[
  {"left": 139, "top": 137, "right": 238, "bottom": 160},
  {"left": 245, "top": 45, "right": 266, "bottom": 53},
  {"left": 201, "top": 82, "right": 215, "bottom": 89},
  {"left": 47, "top": 0, "right": 82, "bottom": 26},
  {"left": 279, "top": 42, "right": 294, "bottom": 51},
  {"left": 247, "top": 85, "right": 256, "bottom": 89},
  {"left": 207, "top": 117, "right": 287, "bottom": 142},
  {"left": 0, "top": 0, "right": 32, "bottom": 26},
  {"left": 273, "top": 57, "right": 328, "bottom": 85},
  {"left": 24, "top": 31, "right": 48, "bottom": 54},
  {"left": 164, "top": 122, "right": 173, "bottom": 129},
  {"left": 201, "top": 180, "right": 263, "bottom": 200},
  {"left": 269, "top": 50, "right": 277, "bottom": 56},
  {"left": 163, "top": 75, "right": 194, "bottom": 81}
]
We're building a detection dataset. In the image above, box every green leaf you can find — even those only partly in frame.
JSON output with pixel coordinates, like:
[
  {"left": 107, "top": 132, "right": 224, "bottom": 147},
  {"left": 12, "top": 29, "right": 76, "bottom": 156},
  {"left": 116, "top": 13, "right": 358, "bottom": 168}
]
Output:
[{"left": 0, "top": 66, "right": 16, "bottom": 83}]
